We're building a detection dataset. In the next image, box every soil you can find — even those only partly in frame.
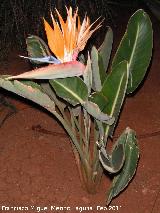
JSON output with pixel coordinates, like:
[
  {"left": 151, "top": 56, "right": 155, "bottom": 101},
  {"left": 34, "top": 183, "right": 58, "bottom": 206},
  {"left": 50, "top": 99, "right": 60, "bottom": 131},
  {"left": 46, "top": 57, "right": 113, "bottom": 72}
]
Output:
[{"left": 0, "top": 6, "right": 160, "bottom": 213}]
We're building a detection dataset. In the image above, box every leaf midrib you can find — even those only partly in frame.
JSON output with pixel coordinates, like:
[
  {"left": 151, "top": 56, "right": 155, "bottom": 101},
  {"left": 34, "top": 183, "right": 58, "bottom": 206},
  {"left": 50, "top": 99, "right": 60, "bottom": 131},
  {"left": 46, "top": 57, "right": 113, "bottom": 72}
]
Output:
[
  {"left": 128, "top": 24, "right": 140, "bottom": 86},
  {"left": 110, "top": 72, "right": 125, "bottom": 117},
  {"left": 53, "top": 80, "right": 84, "bottom": 104}
]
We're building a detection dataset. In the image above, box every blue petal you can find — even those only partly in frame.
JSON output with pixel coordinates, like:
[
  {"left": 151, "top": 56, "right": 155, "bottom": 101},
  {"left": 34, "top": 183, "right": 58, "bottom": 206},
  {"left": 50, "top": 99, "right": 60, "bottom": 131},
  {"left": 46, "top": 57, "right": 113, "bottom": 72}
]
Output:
[{"left": 20, "top": 55, "right": 61, "bottom": 64}]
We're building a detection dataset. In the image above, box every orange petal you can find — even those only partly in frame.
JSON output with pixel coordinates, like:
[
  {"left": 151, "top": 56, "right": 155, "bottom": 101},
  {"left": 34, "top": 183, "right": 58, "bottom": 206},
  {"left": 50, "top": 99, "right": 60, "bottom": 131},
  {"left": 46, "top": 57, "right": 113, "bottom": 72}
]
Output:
[
  {"left": 76, "top": 17, "right": 102, "bottom": 51},
  {"left": 55, "top": 9, "right": 66, "bottom": 34},
  {"left": 65, "top": 8, "right": 78, "bottom": 53},
  {"left": 65, "top": 7, "right": 73, "bottom": 51},
  {"left": 44, "top": 18, "right": 64, "bottom": 61},
  {"left": 77, "top": 16, "right": 81, "bottom": 34},
  {"left": 51, "top": 14, "right": 65, "bottom": 59},
  {"left": 55, "top": 10, "right": 68, "bottom": 53}
]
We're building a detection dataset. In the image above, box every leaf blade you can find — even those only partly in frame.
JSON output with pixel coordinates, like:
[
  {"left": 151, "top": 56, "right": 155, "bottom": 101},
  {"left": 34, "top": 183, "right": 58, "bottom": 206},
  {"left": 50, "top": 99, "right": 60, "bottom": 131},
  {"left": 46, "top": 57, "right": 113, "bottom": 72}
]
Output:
[
  {"left": 26, "top": 35, "right": 51, "bottom": 64},
  {"left": 83, "top": 101, "right": 114, "bottom": 125},
  {"left": 91, "top": 46, "right": 106, "bottom": 91},
  {"left": 98, "top": 27, "right": 113, "bottom": 72},
  {"left": 50, "top": 77, "right": 88, "bottom": 106},
  {"left": 112, "top": 9, "right": 153, "bottom": 94},
  {"left": 101, "top": 60, "right": 129, "bottom": 136},
  {"left": 0, "top": 77, "right": 55, "bottom": 111},
  {"left": 83, "top": 54, "right": 92, "bottom": 94},
  {"left": 107, "top": 128, "right": 139, "bottom": 205}
]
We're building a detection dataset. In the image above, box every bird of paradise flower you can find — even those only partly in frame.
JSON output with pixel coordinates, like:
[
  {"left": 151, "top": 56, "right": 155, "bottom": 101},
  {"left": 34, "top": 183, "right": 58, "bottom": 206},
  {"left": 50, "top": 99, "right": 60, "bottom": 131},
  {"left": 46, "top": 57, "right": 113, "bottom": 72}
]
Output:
[{"left": 7, "top": 7, "right": 102, "bottom": 80}]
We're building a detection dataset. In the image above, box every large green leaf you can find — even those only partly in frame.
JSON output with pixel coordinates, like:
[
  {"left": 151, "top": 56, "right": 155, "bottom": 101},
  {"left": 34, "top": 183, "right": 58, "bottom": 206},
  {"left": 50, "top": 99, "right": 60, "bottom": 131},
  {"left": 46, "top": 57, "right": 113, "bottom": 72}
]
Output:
[
  {"left": 49, "top": 77, "right": 88, "bottom": 106},
  {"left": 6, "top": 61, "right": 85, "bottom": 80},
  {"left": 101, "top": 60, "right": 129, "bottom": 136},
  {"left": 98, "top": 27, "right": 113, "bottom": 72},
  {"left": 26, "top": 35, "right": 51, "bottom": 64},
  {"left": 0, "top": 77, "right": 55, "bottom": 111},
  {"left": 91, "top": 46, "right": 106, "bottom": 91},
  {"left": 107, "top": 128, "right": 139, "bottom": 205},
  {"left": 112, "top": 9, "right": 153, "bottom": 94}
]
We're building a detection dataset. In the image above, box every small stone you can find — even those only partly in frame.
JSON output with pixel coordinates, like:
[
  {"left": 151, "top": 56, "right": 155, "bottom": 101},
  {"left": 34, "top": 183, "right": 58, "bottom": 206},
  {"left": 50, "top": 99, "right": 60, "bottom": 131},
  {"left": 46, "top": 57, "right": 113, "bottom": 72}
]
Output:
[
  {"left": 142, "top": 188, "right": 148, "bottom": 195},
  {"left": 81, "top": 196, "right": 90, "bottom": 204},
  {"left": 38, "top": 135, "right": 45, "bottom": 140}
]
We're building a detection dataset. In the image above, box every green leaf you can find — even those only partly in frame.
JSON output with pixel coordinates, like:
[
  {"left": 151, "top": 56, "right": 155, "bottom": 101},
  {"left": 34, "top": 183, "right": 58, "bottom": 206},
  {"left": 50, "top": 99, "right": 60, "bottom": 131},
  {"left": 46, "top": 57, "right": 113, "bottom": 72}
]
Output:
[
  {"left": 98, "top": 127, "right": 126, "bottom": 174},
  {"left": 88, "top": 79, "right": 112, "bottom": 135},
  {"left": 111, "top": 143, "right": 125, "bottom": 173},
  {"left": 49, "top": 77, "right": 88, "bottom": 106},
  {"left": 6, "top": 61, "right": 85, "bottom": 80},
  {"left": 91, "top": 46, "right": 106, "bottom": 91},
  {"left": 41, "top": 82, "right": 66, "bottom": 111},
  {"left": 26, "top": 35, "right": 51, "bottom": 64},
  {"left": 83, "top": 101, "right": 114, "bottom": 125},
  {"left": 89, "top": 92, "right": 108, "bottom": 112},
  {"left": 98, "top": 142, "right": 125, "bottom": 173},
  {"left": 107, "top": 128, "right": 139, "bottom": 205},
  {"left": 101, "top": 61, "right": 129, "bottom": 136},
  {"left": 98, "top": 27, "right": 113, "bottom": 72},
  {"left": 112, "top": 9, "right": 153, "bottom": 94},
  {"left": 0, "top": 77, "right": 55, "bottom": 111},
  {"left": 83, "top": 54, "right": 92, "bottom": 94},
  {"left": 0, "top": 77, "right": 19, "bottom": 94},
  {"left": 20, "top": 80, "right": 42, "bottom": 90}
]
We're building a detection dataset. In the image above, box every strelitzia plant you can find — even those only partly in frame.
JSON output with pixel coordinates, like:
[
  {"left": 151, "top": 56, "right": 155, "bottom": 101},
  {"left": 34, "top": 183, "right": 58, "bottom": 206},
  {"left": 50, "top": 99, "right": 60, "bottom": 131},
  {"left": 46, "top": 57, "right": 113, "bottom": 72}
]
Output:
[{"left": 0, "top": 7, "right": 153, "bottom": 204}]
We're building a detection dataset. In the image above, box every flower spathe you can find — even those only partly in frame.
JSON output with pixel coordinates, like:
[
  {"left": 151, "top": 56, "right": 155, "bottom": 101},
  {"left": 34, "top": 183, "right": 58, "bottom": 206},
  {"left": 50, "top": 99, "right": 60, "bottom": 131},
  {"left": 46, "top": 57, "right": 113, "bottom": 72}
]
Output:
[
  {"left": 44, "top": 7, "right": 102, "bottom": 63},
  {"left": 7, "top": 7, "right": 101, "bottom": 80}
]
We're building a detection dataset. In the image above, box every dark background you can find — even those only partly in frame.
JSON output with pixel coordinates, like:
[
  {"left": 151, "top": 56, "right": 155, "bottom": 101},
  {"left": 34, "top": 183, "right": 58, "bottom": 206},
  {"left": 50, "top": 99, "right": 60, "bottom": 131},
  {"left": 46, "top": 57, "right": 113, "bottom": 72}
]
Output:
[{"left": 0, "top": 0, "right": 157, "bottom": 60}]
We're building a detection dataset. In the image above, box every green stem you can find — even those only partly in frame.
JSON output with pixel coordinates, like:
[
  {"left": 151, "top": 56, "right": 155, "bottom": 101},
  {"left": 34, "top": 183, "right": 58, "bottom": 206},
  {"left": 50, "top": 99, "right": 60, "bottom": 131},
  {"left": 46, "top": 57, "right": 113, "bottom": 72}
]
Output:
[
  {"left": 104, "top": 125, "right": 110, "bottom": 146},
  {"left": 78, "top": 110, "right": 83, "bottom": 147},
  {"left": 92, "top": 123, "right": 110, "bottom": 184},
  {"left": 68, "top": 107, "right": 86, "bottom": 144},
  {"left": 41, "top": 82, "right": 70, "bottom": 124},
  {"left": 92, "top": 122, "right": 100, "bottom": 170},
  {"left": 46, "top": 106, "right": 102, "bottom": 193},
  {"left": 73, "top": 114, "right": 86, "bottom": 144},
  {"left": 48, "top": 108, "right": 89, "bottom": 168},
  {"left": 83, "top": 109, "right": 91, "bottom": 158}
]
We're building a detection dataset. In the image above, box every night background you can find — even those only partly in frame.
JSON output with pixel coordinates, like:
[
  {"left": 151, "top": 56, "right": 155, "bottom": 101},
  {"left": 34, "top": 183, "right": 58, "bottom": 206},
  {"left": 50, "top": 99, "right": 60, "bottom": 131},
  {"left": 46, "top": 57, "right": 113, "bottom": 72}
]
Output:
[{"left": 0, "top": 0, "right": 159, "bottom": 61}]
